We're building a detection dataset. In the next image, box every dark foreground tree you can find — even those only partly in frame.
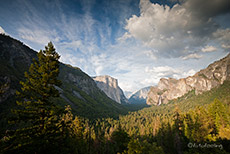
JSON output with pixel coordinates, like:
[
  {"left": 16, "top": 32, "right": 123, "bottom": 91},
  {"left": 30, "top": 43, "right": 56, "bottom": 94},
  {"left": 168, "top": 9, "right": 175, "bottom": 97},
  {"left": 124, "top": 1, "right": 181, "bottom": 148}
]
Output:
[
  {"left": 124, "top": 138, "right": 165, "bottom": 154},
  {"left": 2, "top": 42, "right": 62, "bottom": 153},
  {"left": 111, "top": 125, "right": 130, "bottom": 153}
]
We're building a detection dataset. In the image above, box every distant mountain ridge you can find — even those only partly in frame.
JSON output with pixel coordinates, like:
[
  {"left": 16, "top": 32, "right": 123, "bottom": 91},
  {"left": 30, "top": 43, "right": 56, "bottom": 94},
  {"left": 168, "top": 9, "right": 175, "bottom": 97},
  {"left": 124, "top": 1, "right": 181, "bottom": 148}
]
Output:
[
  {"left": 129, "top": 87, "right": 150, "bottom": 104},
  {"left": 124, "top": 91, "right": 133, "bottom": 99},
  {"left": 0, "top": 34, "right": 127, "bottom": 119},
  {"left": 93, "top": 75, "right": 129, "bottom": 104},
  {"left": 147, "top": 53, "right": 230, "bottom": 105}
]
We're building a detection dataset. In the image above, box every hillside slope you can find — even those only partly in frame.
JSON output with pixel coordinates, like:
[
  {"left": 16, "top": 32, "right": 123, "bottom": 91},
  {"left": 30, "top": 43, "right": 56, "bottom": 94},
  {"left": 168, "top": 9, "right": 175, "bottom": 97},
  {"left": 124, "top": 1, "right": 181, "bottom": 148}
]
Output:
[
  {"left": 147, "top": 53, "right": 230, "bottom": 105},
  {"left": 117, "top": 80, "right": 230, "bottom": 137},
  {"left": 0, "top": 34, "right": 127, "bottom": 119}
]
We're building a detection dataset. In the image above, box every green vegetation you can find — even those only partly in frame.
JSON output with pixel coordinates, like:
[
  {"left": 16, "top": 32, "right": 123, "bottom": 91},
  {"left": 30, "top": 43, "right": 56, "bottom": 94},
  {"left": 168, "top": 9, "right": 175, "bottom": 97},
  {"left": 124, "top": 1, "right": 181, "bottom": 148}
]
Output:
[
  {"left": 157, "top": 91, "right": 163, "bottom": 95},
  {"left": 198, "top": 73, "right": 208, "bottom": 79},
  {"left": 2, "top": 77, "right": 230, "bottom": 153},
  {"left": 2, "top": 43, "right": 63, "bottom": 153},
  {"left": 0, "top": 34, "right": 128, "bottom": 122},
  {"left": 0, "top": 43, "right": 86, "bottom": 153},
  {"left": 0, "top": 35, "right": 230, "bottom": 153}
]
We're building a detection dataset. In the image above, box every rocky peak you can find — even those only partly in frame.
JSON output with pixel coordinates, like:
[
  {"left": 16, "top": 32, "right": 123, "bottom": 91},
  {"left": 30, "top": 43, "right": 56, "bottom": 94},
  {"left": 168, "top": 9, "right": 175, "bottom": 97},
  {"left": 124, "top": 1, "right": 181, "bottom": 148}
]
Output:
[
  {"left": 93, "top": 75, "right": 129, "bottom": 104},
  {"left": 129, "top": 86, "right": 151, "bottom": 104},
  {"left": 93, "top": 75, "right": 118, "bottom": 89},
  {"left": 147, "top": 53, "right": 230, "bottom": 105},
  {"left": 0, "top": 34, "right": 127, "bottom": 118}
]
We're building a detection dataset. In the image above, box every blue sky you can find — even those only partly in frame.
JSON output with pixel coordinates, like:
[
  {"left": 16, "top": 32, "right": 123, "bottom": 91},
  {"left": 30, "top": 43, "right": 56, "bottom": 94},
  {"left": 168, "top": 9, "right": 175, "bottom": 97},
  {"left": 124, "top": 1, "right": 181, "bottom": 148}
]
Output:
[{"left": 0, "top": 0, "right": 230, "bottom": 94}]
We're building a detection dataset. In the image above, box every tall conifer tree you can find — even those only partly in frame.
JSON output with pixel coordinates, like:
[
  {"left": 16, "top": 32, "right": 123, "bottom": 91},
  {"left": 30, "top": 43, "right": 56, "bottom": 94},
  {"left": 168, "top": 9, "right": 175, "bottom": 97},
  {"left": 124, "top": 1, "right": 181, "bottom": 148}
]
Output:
[{"left": 7, "top": 42, "right": 62, "bottom": 153}]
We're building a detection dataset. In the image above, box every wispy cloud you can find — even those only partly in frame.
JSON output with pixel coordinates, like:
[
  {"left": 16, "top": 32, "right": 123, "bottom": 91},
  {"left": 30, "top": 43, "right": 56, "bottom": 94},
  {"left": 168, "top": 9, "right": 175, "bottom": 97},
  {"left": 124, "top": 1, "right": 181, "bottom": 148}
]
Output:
[
  {"left": 213, "top": 28, "right": 230, "bottom": 50},
  {"left": 201, "top": 45, "right": 217, "bottom": 52},
  {"left": 182, "top": 53, "right": 203, "bottom": 60},
  {"left": 18, "top": 28, "right": 60, "bottom": 45},
  {"left": 221, "top": 44, "right": 230, "bottom": 49},
  {"left": 1, "top": 0, "right": 229, "bottom": 92},
  {"left": 143, "top": 65, "right": 196, "bottom": 85}
]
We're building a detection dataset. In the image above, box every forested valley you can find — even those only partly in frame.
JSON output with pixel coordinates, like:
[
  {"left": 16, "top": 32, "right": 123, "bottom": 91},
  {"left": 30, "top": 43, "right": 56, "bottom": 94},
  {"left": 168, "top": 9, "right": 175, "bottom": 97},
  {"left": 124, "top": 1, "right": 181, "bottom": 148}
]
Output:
[{"left": 0, "top": 41, "right": 230, "bottom": 154}]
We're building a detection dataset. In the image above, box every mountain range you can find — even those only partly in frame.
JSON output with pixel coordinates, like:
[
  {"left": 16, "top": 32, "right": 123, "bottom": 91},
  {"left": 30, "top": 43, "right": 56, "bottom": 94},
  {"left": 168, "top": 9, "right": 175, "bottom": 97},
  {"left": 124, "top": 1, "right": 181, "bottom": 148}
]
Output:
[
  {"left": 0, "top": 34, "right": 127, "bottom": 120},
  {"left": 147, "top": 53, "right": 230, "bottom": 105},
  {"left": 128, "top": 86, "right": 151, "bottom": 104},
  {"left": 1, "top": 33, "right": 229, "bottom": 116}
]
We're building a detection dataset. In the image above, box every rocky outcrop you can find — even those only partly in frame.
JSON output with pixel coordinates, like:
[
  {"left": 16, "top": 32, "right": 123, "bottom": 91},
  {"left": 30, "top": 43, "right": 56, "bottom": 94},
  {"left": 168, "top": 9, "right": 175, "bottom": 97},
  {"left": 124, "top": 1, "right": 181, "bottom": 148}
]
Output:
[
  {"left": 93, "top": 75, "right": 129, "bottom": 104},
  {"left": 64, "top": 69, "right": 99, "bottom": 96},
  {"left": 147, "top": 53, "right": 230, "bottom": 105},
  {"left": 0, "top": 34, "right": 37, "bottom": 103},
  {"left": 129, "top": 87, "right": 150, "bottom": 104},
  {"left": 0, "top": 34, "right": 127, "bottom": 119}
]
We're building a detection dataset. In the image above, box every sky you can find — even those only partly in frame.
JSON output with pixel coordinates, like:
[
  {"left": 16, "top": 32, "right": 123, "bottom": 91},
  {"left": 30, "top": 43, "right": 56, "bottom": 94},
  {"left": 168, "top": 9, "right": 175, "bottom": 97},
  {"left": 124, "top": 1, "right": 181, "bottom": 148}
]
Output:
[{"left": 0, "top": 0, "right": 230, "bottom": 94}]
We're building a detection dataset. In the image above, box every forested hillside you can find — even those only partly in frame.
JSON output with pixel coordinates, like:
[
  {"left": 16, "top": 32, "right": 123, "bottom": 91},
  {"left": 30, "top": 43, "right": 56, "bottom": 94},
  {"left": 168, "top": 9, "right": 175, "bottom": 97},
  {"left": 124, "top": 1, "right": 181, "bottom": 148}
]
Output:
[
  {"left": 0, "top": 34, "right": 230, "bottom": 154},
  {"left": 78, "top": 80, "right": 230, "bottom": 154},
  {"left": 0, "top": 34, "right": 127, "bottom": 121}
]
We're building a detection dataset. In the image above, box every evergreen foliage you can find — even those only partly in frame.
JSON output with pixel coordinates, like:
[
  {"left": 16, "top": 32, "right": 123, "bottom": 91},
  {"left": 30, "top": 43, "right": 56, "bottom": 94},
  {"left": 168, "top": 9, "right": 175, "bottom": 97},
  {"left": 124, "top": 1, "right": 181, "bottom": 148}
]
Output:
[
  {"left": 0, "top": 34, "right": 130, "bottom": 124},
  {"left": 1, "top": 34, "right": 230, "bottom": 154},
  {"left": 111, "top": 125, "right": 130, "bottom": 153},
  {"left": 123, "top": 139, "right": 164, "bottom": 154},
  {"left": 1, "top": 42, "right": 64, "bottom": 153},
  {"left": 1, "top": 71, "right": 230, "bottom": 154}
]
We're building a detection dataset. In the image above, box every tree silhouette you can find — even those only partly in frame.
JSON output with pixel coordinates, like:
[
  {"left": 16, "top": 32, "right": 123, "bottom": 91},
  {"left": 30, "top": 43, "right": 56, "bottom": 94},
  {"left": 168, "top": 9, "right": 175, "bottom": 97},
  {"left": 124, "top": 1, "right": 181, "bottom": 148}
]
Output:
[{"left": 5, "top": 42, "right": 62, "bottom": 153}]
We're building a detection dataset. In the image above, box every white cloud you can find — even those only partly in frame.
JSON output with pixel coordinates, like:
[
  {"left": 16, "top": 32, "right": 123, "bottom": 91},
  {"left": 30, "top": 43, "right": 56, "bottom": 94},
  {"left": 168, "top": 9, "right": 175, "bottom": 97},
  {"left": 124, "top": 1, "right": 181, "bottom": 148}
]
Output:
[
  {"left": 184, "top": 69, "right": 196, "bottom": 77},
  {"left": 221, "top": 44, "right": 230, "bottom": 49},
  {"left": 4, "top": 0, "right": 228, "bottom": 93},
  {"left": 213, "top": 28, "right": 230, "bottom": 50},
  {"left": 119, "top": 82, "right": 135, "bottom": 93},
  {"left": 140, "top": 78, "right": 159, "bottom": 87},
  {"left": 143, "top": 65, "right": 197, "bottom": 86},
  {"left": 145, "top": 66, "right": 183, "bottom": 78},
  {"left": 60, "top": 53, "right": 80, "bottom": 65},
  {"left": 146, "top": 66, "right": 175, "bottom": 74},
  {"left": 0, "top": 26, "right": 5, "bottom": 34},
  {"left": 90, "top": 54, "right": 107, "bottom": 76},
  {"left": 117, "top": 32, "right": 132, "bottom": 42},
  {"left": 145, "top": 50, "right": 157, "bottom": 60},
  {"left": 18, "top": 28, "right": 60, "bottom": 46},
  {"left": 201, "top": 45, "right": 217, "bottom": 52},
  {"left": 60, "top": 40, "right": 82, "bottom": 49},
  {"left": 182, "top": 53, "right": 203, "bottom": 60},
  {"left": 123, "top": 0, "right": 229, "bottom": 58},
  {"left": 213, "top": 28, "right": 230, "bottom": 40}
]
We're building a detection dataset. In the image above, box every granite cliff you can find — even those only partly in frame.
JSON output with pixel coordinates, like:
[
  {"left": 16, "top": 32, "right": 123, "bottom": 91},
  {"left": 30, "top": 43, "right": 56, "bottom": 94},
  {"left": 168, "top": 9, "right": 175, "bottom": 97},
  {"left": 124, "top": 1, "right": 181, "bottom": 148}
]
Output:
[
  {"left": 147, "top": 53, "right": 230, "bottom": 105},
  {"left": 93, "top": 75, "right": 129, "bottom": 104},
  {"left": 129, "top": 87, "right": 150, "bottom": 104},
  {"left": 0, "top": 34, "right": 127, "bottom": 119}
]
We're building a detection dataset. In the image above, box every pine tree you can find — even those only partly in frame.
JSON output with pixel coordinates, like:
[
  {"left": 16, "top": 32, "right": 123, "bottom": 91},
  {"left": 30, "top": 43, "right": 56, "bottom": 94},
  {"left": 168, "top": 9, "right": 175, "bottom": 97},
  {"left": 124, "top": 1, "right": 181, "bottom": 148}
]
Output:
[
  {"left": 111, "top": 125, "right": 130, "bottom": 153},
  {"left": 172, "top": 107, "right": 184, "bottom": 154},
  {"left": 208, "top": 99, "right": 229, "bottom": 139},
  {"left": 124, "top": 139, "right": 165, "bottom": 154},
  {"left": 4, "top": 42, "right": 62, "bottom": 153},
  {"left": 57, "top": 105, "right": 85, "bottom": 153}
]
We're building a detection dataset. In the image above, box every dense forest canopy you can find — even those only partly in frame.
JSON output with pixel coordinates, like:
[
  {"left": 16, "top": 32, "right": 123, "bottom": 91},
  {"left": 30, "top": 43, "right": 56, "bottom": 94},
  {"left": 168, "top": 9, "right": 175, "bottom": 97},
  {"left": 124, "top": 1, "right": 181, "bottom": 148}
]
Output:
[
  {"left": 0, "top": 40, "right": 230, "bottom": 154},
  {"left": 1, "top": 0, "right": 230, "bottom": 152}
]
